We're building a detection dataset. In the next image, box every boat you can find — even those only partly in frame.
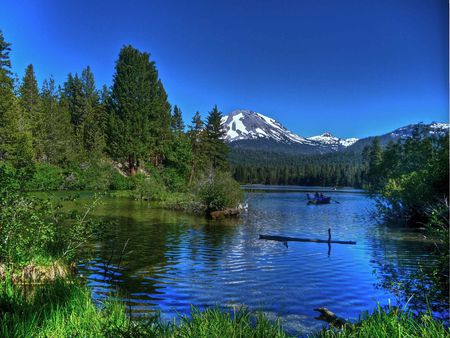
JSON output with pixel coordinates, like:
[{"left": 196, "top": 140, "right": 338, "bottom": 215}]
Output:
[{"left": 306, "top": 193, "right": 331, "bottom": 205}]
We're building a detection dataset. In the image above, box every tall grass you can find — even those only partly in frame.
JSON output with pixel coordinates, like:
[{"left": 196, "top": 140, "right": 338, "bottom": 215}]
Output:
[
  {"left": 1, "top": 276, "right": 448, "bottom": 337},
  {"left": 0, "top": 277, "right": 290, "bottom": 337},
  {"left": 316, "top": 305, "right": 449, "bottom": 338},
  {"left": 0, "top": 278, "right": 128, "bottom": 337}
]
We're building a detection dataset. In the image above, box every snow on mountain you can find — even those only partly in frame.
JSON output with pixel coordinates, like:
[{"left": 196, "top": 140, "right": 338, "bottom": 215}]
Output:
[
  {"left": 390, "top": 122, "right": 449, "bottom": 138},
  {"left": 221, "top": 109, "right": 313, "bottom": 144},
  {"left": 306, "top": 132, "right": 358, "bottom": 149},
  {"left": 221, "top": 109, "right": 448, "bottom": 153}
]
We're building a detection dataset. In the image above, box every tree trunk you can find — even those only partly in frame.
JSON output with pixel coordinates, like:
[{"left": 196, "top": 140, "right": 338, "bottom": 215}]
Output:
[{"left": 129, "top": 154, "right": 137, "bottom": 176}]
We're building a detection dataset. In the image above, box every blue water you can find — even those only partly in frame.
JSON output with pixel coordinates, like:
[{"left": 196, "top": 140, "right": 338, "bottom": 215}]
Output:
[{"left": 76, "top": 188, "right": 438, "bottom": 335}]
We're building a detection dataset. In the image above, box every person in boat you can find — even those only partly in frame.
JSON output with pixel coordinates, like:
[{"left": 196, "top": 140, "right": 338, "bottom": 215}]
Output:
[
  {"left": 320, "top": 193, "right": 324, "bottom": 199},
  {"left": 314, "top": 192, "right": 320, "bottom": 200}
]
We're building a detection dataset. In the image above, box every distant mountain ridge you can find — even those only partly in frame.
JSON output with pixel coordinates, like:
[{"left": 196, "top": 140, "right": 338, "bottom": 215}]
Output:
[{"left": 221, "top": 109, "right": 449, "bottom": 155}]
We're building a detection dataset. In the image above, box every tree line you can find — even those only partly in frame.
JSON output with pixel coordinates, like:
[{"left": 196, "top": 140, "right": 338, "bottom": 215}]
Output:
[
  {"left": 363, "top": 127, "right": 449, "bottom": 225},
  {"left": 0, "top": 30, "right": 230, "bottom": 191},
  {"left": 229, "top": 150, "right": 366, "bottom": 187}
]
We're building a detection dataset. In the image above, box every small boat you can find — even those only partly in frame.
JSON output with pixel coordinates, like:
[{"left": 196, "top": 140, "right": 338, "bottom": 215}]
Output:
[{"left": 306, "top": 193, "right": 331, "bottom": 205}]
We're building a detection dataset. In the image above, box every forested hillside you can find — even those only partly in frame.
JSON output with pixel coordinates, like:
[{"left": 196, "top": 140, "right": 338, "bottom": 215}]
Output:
[{"left": 229, "top": 149, "right": 365, "bottom": 187}]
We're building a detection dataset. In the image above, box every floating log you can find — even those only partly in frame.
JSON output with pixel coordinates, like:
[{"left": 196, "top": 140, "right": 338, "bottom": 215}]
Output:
[{"left": 259, "top": 228, "right": 356, "bottom": 245}]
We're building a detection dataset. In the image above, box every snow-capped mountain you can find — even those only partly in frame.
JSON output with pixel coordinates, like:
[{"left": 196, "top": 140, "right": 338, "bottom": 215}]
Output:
[
  {"left": 222, "top": 109, "right": 449, "bottom": 155},
  {"left": 306, "top": 132, "right": 359, "bottom": 150},
  {"left": 221, "top": 109, "right": 311, "bottom": 144},
  {"left": 390, "top": 122, "right": 449, "bottom": 139},
  {"left": 221, "top": 109, "right": 358, "bottom": 151}
]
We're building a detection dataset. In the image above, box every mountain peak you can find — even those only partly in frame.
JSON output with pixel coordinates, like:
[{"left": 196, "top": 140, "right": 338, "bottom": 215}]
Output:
[
  {"left": 221, "top": 110, "right": 307, "bottom": 144},
  {"left": 320, "top": 132, "right": 334, "bottom": 138}
]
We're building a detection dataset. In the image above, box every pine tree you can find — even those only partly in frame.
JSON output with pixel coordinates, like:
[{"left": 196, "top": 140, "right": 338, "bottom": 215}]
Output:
[
  {"left": 153, "top": 79, "right": 171, "bottom": 166},
  {"left": 205, "top": 105, "right": 228, "bottom": 170},
  {"left": 80, "top": 66, "right": 104, "bottom": 154},
  {"left": 19, "top": 64, "right": 45, "bottom": 159},
  {"left": 41, "top": 78, "right": 75, "bottom": 164},
  {"left": 0, "top": 30, "right": 33, "bottom": 168},
  {"left": 0, "top": 30, "right": 17, "bottom": 160},
  {"left": 107, "top": 45, "right": 160, "bottom": 175},
  {"left": 63, "top": 73, "right": 84, "bottom": 130},
  {"left": 366, "top": 138, "right": 383, "bottom": 191},
  {"left": 171, "top": 105, "right": 184, "bottom": 133},
  {"left": 188, "top": 111, "right": 208, "bottom": 184}
]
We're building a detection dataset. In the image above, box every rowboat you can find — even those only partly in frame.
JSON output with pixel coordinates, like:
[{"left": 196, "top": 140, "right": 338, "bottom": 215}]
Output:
[{"left": 306, "top": 194, "right": 331, "bottom": 205}]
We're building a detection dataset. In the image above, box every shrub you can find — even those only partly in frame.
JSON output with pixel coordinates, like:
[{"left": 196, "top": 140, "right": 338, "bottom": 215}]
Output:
[
  {"left": 133, "top": 173, "right": 167, "bottom": 201},
  {"left": 25, "top": 163, "right": 65, "bottom": 191},
  {"left": 194, "top": 171, "right": 243, "bottom": 212}
]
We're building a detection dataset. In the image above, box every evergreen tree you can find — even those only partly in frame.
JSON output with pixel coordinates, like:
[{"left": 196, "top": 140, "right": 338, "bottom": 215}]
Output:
[
  {"left": 0, "top": 30, "right": 17, "bottom": 160},
  {"left": 63, "top": 73, "right": 84, "bottom": 130},
  {"left": 187, "top": 111, "right": 207, "bottom": 184},
  {"left": 19, "top": 64, "right": 45, "bottom": 159},
  {"left": 205, "top": 105, "right": 228, "bottom": 170},
  {"left": 366, "top": 138, "right": 383, "bottom": 191},
  {"left": 80, "top": 66, "right": 104, "bottom": 154},
  {"left": 0, "top": 30, "right": 33, "bottom": 168},
  {"left": 107, "top": 45, "right": 160, "bottom": 175},
  {"left": 153, "top": 79, "right": 171, "bottom": 166},
  {"left": 171, "top": 105, "right": 184, "bottom": 133},
  {"left": 41, "top": 78, "right": 74, "bottom": 164}
]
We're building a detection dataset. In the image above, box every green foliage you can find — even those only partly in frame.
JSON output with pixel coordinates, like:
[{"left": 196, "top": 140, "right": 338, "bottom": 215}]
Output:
[
  {"left": 40, "top": 77, "right": 76, "bottom": 165},
  {"left": 205, "top": 105, "right": 229, "bottom": 170},
  {"left": 0, "top": 164, "right": 103, "bottom": 267},
  {"left": 195, "top": 171, "right": 243, "bottom": 212},
  {"left": 364, "top": 131, "right": 449, "bottom": 225},
  {"left": 133, "top": 172, "right": 168, "bottom": 201},
  {"left": 25, "top": 163, "right": 65, "bottom": 190},
  {"left": 0, "top": 29, "right": 242, "bottom": 219},
  {"left": 316, "top": 305, "right": 449, "bottom": 338},
  {"left": 170, "top": 105, "right": 184, "bottom": 133},
  {"left": 107, "top": 45, "right": 165, "bottom": 174},
  {"left": 230, "top": 150, "right": 365, "bottom": 187},
  {"left": 0, "top": 276, "right": 291, "bottom": 338}
]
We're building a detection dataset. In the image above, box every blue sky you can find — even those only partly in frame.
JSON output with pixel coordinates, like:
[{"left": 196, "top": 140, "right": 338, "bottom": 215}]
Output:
[{"left": 1, "top": 0, "right": 448, "bottom": 138}]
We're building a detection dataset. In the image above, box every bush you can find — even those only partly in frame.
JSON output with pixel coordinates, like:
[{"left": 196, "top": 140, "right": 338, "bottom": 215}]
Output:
[
  {"left": 25, "top": 163, "right": 65, "bottom": 191},
  {"left": 0, "top": 163, "right": 103, "bottom": 268},
  {"left": 132, "top": 173, "right": 167, "bottom": 201},
  {"left": 194, "top": 171, "right": 243, "bottom": 212}
]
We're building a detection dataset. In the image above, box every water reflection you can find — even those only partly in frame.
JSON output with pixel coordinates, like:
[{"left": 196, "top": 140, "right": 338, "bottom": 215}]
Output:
[{"left": 73, "top": 190, "right": 445, "bottom": 335}]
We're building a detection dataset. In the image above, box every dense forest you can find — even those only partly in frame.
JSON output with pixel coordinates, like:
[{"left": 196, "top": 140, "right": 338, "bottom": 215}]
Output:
[
  {"left": 0, "top": 30, "right": 238, "bottom": 202},
  {"left": 229, "top": 150, "right": 365, "bottom": 187}
]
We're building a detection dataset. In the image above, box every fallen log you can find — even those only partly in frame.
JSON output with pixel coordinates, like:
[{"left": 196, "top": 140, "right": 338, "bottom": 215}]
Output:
[
  {"left": 209, "top": 208, "right": 240, "bottom": 220},
  {"left": 314, "top": 307, "right": 348, "bottom": 328},
  {"left": 259, "top": 228, "right": 356, "bottom": 245}
]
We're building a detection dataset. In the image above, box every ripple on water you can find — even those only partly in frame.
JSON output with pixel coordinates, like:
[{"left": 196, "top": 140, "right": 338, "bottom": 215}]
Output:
[{"left": 77, "top": 190, "right": 444, "bottom": 335}]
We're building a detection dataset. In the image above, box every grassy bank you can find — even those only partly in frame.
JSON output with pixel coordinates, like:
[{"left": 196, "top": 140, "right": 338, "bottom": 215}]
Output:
[
  {"left": 317, "top": 306, "right": 449, "bottom": 338},
  {"left": 1, "top": 276, "right": 448, "bottom": 337},
  {"left": 0, "top": 277, "right": 289, "bottom": 338}
]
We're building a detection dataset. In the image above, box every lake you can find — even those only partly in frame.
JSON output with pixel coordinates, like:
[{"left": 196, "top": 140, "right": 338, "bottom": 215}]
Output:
[{"left": 71, "top": 187, "right": 438, "bottom": 335}]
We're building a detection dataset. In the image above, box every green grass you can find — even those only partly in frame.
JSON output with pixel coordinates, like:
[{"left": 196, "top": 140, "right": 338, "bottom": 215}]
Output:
[
  {"left": 0, "top": 278, "right": 290, "bottom": 337},
  {"left": 316, "top": 305, "right": 449, "bottom": 338},
  {"left": 1, "top": 277, "right": 448, "bottom": 337},
  {"left": 0, "top": 278, "right": 129, "bottom": 337}
]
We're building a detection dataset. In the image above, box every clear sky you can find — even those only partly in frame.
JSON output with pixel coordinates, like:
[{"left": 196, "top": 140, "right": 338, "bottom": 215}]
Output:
[{"left": 1, "top": 0, "right": 448, "bottom": 138}]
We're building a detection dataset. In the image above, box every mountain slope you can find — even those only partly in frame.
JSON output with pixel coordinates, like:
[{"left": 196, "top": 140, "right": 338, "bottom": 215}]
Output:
[
  {"left": 222, "top": 109, "right": 448, "bottom": 156},
  {"left": 346, "top": 122, "right": 449, "bottom": 152},
  {"left": 222, "top": 109, "right": 358, "bottom": 153},
  {"left": 221, "top": 109, "right": 310, "bottom": 144}
]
